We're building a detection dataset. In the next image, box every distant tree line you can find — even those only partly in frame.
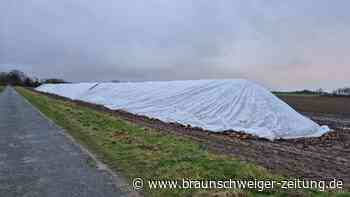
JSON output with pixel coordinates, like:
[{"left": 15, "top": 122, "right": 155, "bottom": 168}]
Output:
[
  {"left": 332, "top": 87, "right": 350, "bottom": 96},
  {"left": 314, "top": 88, "right": 350, "bottom": 97},
  {"left": 273, "top": 89, "right": 322, "bottom": 96},
  {"left": 274, "top": 87, "right": 350, "bottom": 97},
  {"left": 0, "top": 70, "right": 68, "bottom": 87}
]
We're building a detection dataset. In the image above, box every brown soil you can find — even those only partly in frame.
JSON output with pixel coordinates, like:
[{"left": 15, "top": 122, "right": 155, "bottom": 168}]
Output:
[
  {"left": 279, "top": 95, "right": 350, "bottom": 118},
  {"left": 28, "top": 88, "right": 350, "bottom": 189}
]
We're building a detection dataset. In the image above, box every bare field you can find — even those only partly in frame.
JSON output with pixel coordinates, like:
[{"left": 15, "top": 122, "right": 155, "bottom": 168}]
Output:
[
  {"left": 279, "top": 95, "right": 350, "bottom": 118},
  {"left": 279, "top": 95, "right": 350, "bottom": 131}
]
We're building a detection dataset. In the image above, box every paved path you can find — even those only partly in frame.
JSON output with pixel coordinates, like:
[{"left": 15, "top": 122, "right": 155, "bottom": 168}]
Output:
[{"left": 0, "top": 87, "right": 127, "bottom": 197}]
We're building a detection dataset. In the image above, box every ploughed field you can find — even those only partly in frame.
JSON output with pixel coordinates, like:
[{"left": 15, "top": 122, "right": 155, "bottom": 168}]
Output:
[
  {"left": 29, "top": 88, "right": 350, "bottom": 189},
  {"left": 279, "top": 95, "right": 350, "bottom": 119},
  {"left": 279, "top": 95, "right": 350, "bottom": 130}
]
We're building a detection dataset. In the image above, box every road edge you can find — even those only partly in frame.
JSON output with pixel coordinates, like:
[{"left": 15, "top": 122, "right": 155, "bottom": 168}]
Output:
[{"left": 13, "top": 86, "right": 141, "bottom": 197}]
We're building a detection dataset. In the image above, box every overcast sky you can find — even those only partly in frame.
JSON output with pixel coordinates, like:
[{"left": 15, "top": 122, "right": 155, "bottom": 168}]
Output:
[{"left": 1, "top": 0, "right": 349, "bottom": 91}]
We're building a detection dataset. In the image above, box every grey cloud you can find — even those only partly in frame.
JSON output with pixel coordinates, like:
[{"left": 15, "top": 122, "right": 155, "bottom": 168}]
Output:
[{"left": 1, "top": 0, "right": 350, "bottom": 91}]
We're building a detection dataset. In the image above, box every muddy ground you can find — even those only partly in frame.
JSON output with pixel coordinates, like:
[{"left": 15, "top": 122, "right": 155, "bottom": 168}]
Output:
[
  {"left": 279, "top": 95, "right": 350, "bottom": 119},
  {"left": 29, "top": 89, "right": 350, "bottom": 189}
]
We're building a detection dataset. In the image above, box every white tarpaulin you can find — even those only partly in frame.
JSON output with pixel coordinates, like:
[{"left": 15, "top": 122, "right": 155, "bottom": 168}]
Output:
[{"left": 36, "top": 79, "right": 329, "bottom": 140}]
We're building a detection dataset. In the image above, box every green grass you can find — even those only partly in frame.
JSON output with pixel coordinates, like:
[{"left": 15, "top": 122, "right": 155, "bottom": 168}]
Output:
[
  {"left": 0, "top": 85, "right": 5, "bottom": 93},
  {"left": 16, "top": 87, "right": 347, "bottom": 197}
]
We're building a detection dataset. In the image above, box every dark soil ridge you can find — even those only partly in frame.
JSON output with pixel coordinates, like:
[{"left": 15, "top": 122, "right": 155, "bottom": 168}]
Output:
[{"left": 27, "top": 88, "right": 350, "bottom": 189}]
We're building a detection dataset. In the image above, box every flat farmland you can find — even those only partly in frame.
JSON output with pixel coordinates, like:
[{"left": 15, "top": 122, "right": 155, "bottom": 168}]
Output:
[{"left": 279, "top": 95, "right": 350, "bottom": 118}]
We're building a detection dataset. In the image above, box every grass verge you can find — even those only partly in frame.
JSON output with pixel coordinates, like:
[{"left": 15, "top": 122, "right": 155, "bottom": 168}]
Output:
[
  {"left": 16, "top": 87, "right": 346, "bottom": 197},
  {"left": 0, "top": 85, "right": 5, "bottom": 93}
]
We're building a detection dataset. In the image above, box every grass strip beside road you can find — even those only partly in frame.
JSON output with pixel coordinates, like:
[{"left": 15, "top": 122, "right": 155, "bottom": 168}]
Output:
[
  {"left": 16, "top": 87, "right": 344, "bottom": 197},
  {"left": 0, "top": 85, "right": 5, "bottom": 93}
]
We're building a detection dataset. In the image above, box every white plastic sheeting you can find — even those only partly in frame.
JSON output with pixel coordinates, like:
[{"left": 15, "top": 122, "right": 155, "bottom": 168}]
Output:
[
  {"left": 37, "top": 83, "right": 98, "bottom": 100},
  {"left": 36, "top": 79, "right": 329, "bottom": 140}
]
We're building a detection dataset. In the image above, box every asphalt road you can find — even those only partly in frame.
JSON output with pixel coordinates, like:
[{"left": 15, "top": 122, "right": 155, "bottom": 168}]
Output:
[{"left": 0, "top": 87, "right": 127, "bottom": 197}]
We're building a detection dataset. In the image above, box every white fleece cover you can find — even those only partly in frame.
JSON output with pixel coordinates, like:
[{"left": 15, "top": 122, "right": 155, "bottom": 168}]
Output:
[{"left": 36, "top": 79, "right": 329, "bottom": 140}]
